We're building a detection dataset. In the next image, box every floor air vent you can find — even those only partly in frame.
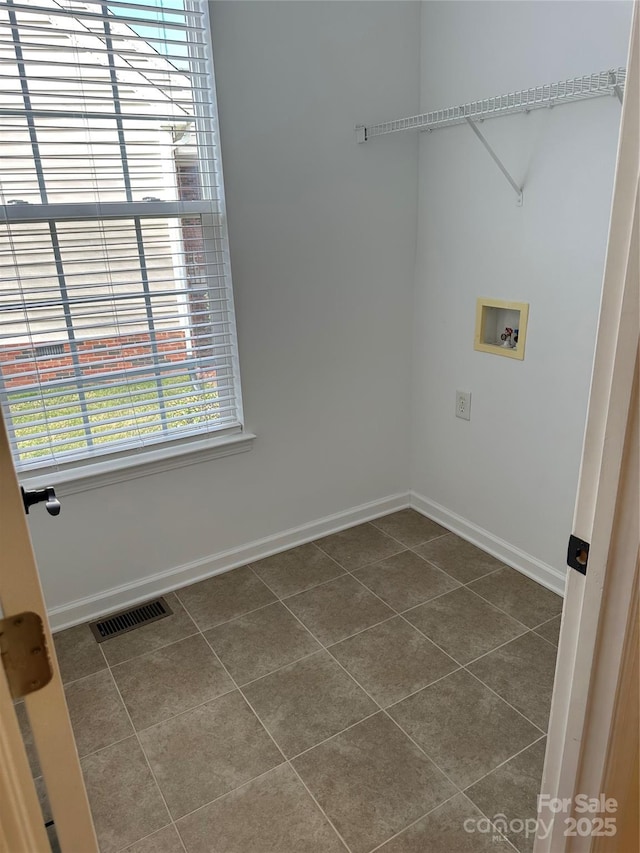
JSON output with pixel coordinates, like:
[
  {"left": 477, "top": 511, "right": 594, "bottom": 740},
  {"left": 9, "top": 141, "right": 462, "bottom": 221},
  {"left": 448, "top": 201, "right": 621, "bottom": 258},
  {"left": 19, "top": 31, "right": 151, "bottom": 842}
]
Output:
[{"left": 89, "top": 597, "right": 173, "bottom": 643}]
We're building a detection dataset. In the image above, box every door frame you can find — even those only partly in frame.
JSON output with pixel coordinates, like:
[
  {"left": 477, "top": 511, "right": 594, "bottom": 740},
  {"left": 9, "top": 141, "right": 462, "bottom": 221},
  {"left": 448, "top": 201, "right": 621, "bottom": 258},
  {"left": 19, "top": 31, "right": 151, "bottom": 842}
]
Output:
[
  {"left": 536, "top": 3, "right": 639, "bottom": 850},
  {"left": 0, "top": 407, "right": 98, "bottom": 851}
]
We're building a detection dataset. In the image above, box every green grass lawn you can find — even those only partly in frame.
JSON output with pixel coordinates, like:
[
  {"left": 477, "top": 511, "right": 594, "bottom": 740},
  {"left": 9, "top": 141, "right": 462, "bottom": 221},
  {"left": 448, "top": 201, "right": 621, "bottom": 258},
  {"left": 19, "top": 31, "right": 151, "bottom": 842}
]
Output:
[{"left": 8, "top": 375, "right": 220, "bottom": 462}]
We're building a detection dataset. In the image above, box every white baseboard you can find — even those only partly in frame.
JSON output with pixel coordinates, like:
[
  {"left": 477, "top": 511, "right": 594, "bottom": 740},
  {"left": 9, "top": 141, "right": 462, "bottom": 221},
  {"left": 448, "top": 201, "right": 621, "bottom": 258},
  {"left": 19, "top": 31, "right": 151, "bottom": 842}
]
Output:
[
  {"left": 49, "top": 489, "right": 566, "bottom": 631},
  {"left": 48, "top": 492, "right": 411, "bottom": 631},
  {"left": 410, "top": 491, "right": 567, "bottom": 597}
]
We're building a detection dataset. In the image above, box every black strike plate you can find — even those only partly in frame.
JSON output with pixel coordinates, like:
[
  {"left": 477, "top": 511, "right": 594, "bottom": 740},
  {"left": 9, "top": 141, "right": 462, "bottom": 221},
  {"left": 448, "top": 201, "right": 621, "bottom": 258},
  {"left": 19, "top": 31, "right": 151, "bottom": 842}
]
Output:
[{"left": 567, "top": 534, "right": 590, "bottom": 575}]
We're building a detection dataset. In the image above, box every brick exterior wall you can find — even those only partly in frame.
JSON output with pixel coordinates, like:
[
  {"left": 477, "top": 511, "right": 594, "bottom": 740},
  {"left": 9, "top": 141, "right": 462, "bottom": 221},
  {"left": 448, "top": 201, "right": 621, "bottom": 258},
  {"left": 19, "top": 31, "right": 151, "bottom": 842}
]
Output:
[
  {"left": 1, "top": 167, "right": 212, "bottom": 392},
  {"left": 0, "top": 331, "right": 188, "bottom": 389}
]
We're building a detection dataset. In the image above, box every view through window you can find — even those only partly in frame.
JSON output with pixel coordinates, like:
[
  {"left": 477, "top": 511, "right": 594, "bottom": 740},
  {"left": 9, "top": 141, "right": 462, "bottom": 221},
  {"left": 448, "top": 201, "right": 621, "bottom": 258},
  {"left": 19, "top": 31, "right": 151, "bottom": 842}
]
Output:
[{"left": 0, "top": 0, "right": 243, "bottom": 473}]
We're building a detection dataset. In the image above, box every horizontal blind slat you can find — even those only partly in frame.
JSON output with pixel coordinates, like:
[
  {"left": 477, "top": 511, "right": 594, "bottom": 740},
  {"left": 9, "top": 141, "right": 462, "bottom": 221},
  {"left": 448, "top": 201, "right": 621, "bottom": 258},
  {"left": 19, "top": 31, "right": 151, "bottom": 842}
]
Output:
[
  {"left": 0, "top": 0, "right": 243, "bottom": 470},
  {"left": 0, "top": 1, "right": 207, "bottom": 32},
  {"left": 9, "top": 377, "right": 237, "bottom": 423},
  {"left": 12, "top": 391, "right": 238, "bottom": 439}
]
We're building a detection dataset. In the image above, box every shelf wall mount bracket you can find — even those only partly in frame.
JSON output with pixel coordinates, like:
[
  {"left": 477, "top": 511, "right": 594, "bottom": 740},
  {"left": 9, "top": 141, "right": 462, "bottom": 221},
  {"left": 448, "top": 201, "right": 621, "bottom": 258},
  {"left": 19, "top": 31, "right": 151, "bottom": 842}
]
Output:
[
  {"left": 608, "top": 69, "right": 624, "bottom": 104},
  {"left": 355, "top": 125, "right": 367, "bottom": 144},
  {"left": 465, "top": 118, "right": 523, "bottom": 206}
]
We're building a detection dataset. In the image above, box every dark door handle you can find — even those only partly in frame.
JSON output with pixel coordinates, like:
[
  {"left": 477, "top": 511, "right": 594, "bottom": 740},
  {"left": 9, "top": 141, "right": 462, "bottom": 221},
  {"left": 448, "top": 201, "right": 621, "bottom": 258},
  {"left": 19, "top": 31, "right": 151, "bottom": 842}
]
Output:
[{"left": 21, "top": 486, "right": 61, "bottom": 517}]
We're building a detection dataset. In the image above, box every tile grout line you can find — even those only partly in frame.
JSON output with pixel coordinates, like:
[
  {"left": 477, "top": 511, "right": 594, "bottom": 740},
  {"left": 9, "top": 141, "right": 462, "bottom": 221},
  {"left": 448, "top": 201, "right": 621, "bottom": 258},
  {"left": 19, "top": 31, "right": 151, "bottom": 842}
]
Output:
[
  {"left": 277, "top": 571, "right": 351, "bottom": 601},
  {"left": 116, "top": 824, "right": 184, "bottom": 853},
  {"left": 465, "top": 582, "right": 562, "bottom": 629},
  {"left": 105, "top": 629, "right": 203, "bottom": 671},
  {"left": 100, "top": 625, "right": 543, "bottom": 820},
  {"left": 268, "top": 541, "right": 546, "bottom": 762},
  {"left": 457, "top": 791, "right": 521, "bottom": 853},
  {"left": 309, "top": 535, "right": 537, "bottom": 853},
  {"left": 60, "top": 664, "right": 114, "bottom": 690},
  {"left": 65, "top": 516, "right": 555, "bottom": 851},
  {"left": 461, "top": 733, "right": 547, "bottom": 793},
  {"left": 236, "top": 648, "right": 323, "bottom": 689},
  {"left": 354, "top": 563, "right": 464, "bottom": 611},
  {"left": 174, "top": 760, "right": 290, "bottom": 824},
  {"left": 84, "top": 578, "right": 540, "bottom": 677},
  {"left": 462, "top": 582, "right": 543, "bottom": 627},
  {"left": 277, "top": 531, "right": 543, "bottom": 853},
  {"left": 145, "top": 597, "right": 354, "bottom": 853},
  {"left": 332, "top": 562, "right": 472, "bottom": 676},
  {"left": 103, "top": 667, "right": 187, "bottom": 853},
  {"left": 316, "top": 612, "right": 398, "bottom": 648},
  {"left": 99, "top": 626, "right": 388, "bottom": 746},
  {"left": 280, "top": 614, "right": 476, "bottom": 849},
  {"left": 272, "top": 592, "right": 483, "bottom": 848},
  {"left": 331, "top": 547, "right": 544, "bottom": 694},
  {"left": 105, "top": 571, "right": 545, "bottom": 765},
  {"left": 153, "top": 629, "right": 298, "bottom": 852},
  {"left": 247, "top": 562, "right": 401, "bottom": 647},
  {"left": 462, "top": 667, "right": 547, "bottom": 735},
  {"left": 532, "top": 630, "right": 560, "bottom": 650},
  {"left": 51, "top": 526, "right": 550, "bottom": 853},
  {"left": 174, "top": 591, "right": 278, "bottom": 633},
  {"left": 378, "top": 707, "right": 462, "bottom": 796},
  {"left": 531, "top": 614, "right": 562, "bottom": 631},
  {"left": 365, "top": 792, "right": 462, "bottom": 853},
  {"left": 275, "top": 594, "right": 466, "bottom": 830},
  {"left": 530, "top": 614, "right": 562, "bottom": 649},
  {"left": 286, "top": 764, "right": 353, "bottom": 853},
  {"left": 397, "top": 601, "right": 534, "bottom": 673},
  {"left": 276, "top": 575, "right": 547, "bottom": 813},
  {"left": 283, "top": 709, "right": 385, "bottom": 763},
  {"left": 456, "top": 628, "right": 534, "bottom": 668},
  {"left": 92, "top": 596, "right": 205, "bottom": 672},
  {"left": 410, "top": 556, "right": 508, "bottom": 588},
  {"left": 95, "top": 553, "right": 470, "bottom": 705},
  {"left": 315, "top": 531, "right": 462, "bottom": 585},
  {"left": 368, "top": 514, "right": 452, "bottom": 547},
  {"left": 199, "top": 629, "right": 356, "bottom": 853},
  {"left": 76, "top": 731, "right": 140, "bottom": 762},
  {"left": 109, "top": 683, "right": 239, "bottom": 739},
  {"left": 395, "top": 610, "right": 471, "bottom": 666},
  {"left": 395, "top": 583, "right": 466, "bottom": 616},
  {"left": 380, "top": 665, "right": 464, "bottom": 714},
  {"left": 333, "top": 547, "right": 557, "bottom": 717},
  {"left": 398, "top": 581, "right": 531, "bottom": 634},
  {"left": 258, "top": 524, "right": 508, "bottom": 626}
]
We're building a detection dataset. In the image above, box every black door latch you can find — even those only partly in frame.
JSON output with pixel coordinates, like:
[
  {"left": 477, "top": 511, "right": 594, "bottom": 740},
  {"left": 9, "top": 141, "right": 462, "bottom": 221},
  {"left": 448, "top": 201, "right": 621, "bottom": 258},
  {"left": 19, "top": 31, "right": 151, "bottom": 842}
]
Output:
[
  {"left": 567, "top": 534, "right": 589, "bottom": 575},
  {"left": 21, "top": 486, "right": 61, "bottom": 517}
]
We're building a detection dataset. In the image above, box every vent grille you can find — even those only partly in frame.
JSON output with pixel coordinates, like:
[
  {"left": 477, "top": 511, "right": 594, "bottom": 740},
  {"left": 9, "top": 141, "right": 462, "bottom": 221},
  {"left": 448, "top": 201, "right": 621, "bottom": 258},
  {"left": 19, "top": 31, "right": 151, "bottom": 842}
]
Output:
[
  {"left": 35, "top": 343, "right": 66, "bottom": 358},
  {"left": 89, "top": 597, "right": 172, "bottom": 643}
]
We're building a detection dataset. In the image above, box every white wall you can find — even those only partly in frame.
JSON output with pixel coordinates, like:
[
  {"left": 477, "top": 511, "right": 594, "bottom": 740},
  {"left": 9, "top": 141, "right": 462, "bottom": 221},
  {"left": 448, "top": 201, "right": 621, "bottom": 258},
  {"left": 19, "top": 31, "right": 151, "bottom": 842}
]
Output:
[
  {"left": 411, "top": 1, "right": 633, "bottom": 578},
  {"left": 28, "top": 1, "right": 421, "bottom": 625},
  {"left": 26, "top": 0, "right": 633, "bottom": 624}
]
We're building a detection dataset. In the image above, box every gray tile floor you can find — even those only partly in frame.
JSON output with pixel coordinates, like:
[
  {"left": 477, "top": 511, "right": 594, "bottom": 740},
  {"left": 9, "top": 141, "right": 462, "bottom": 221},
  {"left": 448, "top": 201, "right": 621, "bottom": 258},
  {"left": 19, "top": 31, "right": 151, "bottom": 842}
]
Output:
[{"left": 37, "top": 510, "right": 563, "bottom": 853}]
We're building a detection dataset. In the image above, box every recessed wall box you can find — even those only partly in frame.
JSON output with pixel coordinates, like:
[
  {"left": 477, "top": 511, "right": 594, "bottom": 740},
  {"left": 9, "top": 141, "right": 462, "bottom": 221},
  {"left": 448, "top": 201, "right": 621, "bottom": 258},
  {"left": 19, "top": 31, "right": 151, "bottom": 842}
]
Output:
[{"left": 474, "top": 298, "right": 529, "bottom": 360}]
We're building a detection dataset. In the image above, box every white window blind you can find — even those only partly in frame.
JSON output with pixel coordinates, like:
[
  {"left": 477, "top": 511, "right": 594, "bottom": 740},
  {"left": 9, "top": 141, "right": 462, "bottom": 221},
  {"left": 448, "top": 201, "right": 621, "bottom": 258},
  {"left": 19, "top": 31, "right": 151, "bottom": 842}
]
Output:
[{"left": 0, "top": 0, "right": 243, "bottom": 474}]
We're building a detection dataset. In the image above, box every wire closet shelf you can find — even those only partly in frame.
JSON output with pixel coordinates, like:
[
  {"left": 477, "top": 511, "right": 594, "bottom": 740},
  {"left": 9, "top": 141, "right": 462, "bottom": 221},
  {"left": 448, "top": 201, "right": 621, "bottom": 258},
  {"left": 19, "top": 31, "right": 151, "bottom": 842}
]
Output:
[{"left": 356, "top": 67, "right": 626, "bottom": 142}]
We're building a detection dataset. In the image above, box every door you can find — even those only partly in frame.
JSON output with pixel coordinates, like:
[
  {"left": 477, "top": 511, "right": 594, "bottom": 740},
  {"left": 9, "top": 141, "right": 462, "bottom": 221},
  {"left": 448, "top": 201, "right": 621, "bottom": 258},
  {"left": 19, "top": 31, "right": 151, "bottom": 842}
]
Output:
[
  {"left": 536, "top": 3, "right": 639, "bottom": 851},
  {"left": 0, "top": 406, "right": 98, "bottom": 851}
]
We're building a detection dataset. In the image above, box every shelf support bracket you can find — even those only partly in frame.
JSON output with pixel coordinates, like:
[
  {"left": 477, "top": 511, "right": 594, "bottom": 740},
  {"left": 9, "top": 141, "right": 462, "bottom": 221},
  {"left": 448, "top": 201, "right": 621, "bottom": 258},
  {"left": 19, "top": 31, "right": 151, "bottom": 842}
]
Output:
[
  {"left": 465, "top": 118, "right": 523, "bottom": 206},
  {"left": 608, "top": 70, "right": 624, "bottom": 104}
]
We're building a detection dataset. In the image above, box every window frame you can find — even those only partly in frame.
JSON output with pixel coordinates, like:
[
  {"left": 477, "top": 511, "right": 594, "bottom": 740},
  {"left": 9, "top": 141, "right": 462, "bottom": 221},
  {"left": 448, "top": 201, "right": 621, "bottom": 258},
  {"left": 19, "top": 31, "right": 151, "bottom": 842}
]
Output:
[{"left": 0, "top": 0, "right": 248, "bottom": 481}]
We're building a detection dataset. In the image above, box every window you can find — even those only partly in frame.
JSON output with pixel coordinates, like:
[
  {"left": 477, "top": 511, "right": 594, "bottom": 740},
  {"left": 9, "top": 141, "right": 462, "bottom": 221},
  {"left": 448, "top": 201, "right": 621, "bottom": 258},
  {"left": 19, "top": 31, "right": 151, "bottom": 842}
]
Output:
[{"left": 0, "top": 0, "right": 243, "bottom": 476}]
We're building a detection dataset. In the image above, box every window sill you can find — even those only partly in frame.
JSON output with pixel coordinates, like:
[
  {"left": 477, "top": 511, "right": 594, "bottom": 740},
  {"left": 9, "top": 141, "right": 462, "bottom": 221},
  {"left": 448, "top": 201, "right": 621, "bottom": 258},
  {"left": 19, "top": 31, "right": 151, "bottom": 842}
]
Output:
[{"left": 20, "top": 432, "right": 256, "bottom": 497}]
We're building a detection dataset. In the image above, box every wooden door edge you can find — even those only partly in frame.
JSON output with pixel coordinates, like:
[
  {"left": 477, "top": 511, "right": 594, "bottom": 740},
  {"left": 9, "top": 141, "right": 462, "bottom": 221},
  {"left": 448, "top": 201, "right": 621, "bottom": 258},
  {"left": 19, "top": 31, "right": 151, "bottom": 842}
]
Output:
[{"left": 0, "top": 666, "right": 50, "bottom": 852}]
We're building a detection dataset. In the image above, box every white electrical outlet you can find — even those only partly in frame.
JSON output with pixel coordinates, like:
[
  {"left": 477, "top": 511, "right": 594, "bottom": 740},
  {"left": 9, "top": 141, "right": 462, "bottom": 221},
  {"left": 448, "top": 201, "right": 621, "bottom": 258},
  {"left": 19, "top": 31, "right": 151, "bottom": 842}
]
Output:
[{"left": 456, "top": 390, "right": 471, "bottom": 420}]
